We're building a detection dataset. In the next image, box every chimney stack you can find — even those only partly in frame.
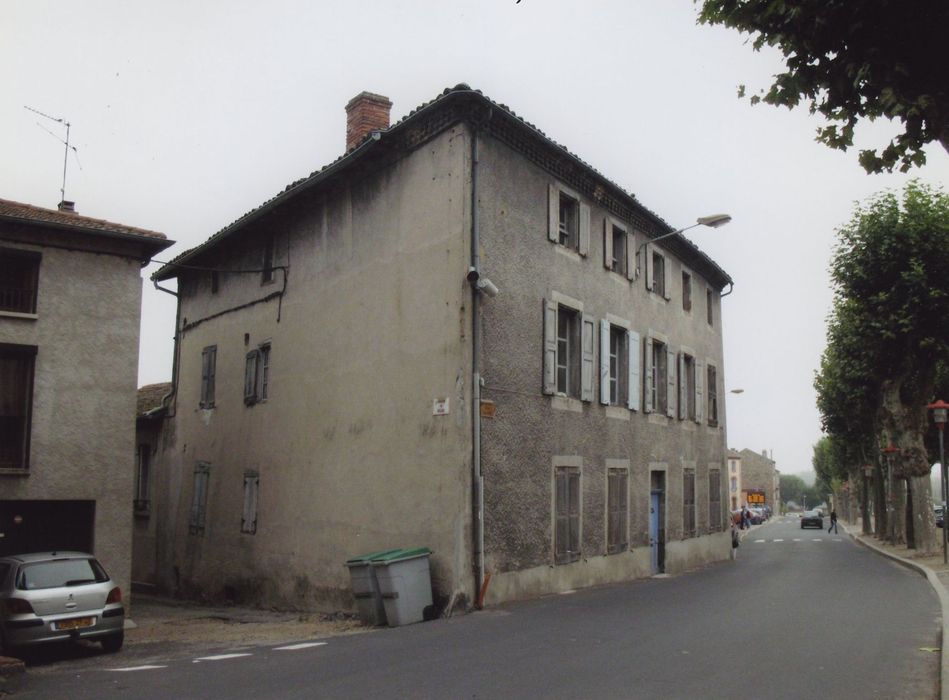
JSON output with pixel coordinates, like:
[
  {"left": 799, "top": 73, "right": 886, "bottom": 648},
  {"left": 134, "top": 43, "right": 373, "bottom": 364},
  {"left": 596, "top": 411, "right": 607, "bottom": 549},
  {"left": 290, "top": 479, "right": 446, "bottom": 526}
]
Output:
[
  {"left": 345, "top": 91, "right": 392, "bottom": 151},
  {"left": 57, "top": 200, "right": 76, "bottom": 214}
]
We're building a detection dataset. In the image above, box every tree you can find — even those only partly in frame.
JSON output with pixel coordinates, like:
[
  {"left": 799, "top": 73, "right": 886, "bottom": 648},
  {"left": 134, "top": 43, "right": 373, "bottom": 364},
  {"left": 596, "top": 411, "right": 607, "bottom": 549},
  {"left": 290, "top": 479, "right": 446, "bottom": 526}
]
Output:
[
  {"left": 780, "top": 474, "right": 807, "bottom": 505},
  {"left": 815, "top": 181, "right": 949, "bottom": 552},
  {"left": 696, "top": 1, "right": 949, "bottom": 173}
]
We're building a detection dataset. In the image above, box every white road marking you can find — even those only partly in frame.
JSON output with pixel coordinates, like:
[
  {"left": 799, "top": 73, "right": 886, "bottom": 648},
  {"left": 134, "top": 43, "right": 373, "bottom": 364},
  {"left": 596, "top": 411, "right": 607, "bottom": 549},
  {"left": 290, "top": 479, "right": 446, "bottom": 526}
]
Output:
[
  {"left": 193, "top": 653, "right": 253, "bottom": 663},
  {"left": 754, "top": 539, "right": 765, "bottom": 543},
  {"left": 274, "top": 642, "right": 328, "bottom": 651},
  {"left": 813, "top": 539, "right": 823, "bottom": 542},
  {"left": 773, "top": 539, "right": 784, "bottom": 542},
  {"left": 793, "top": 538, "right": 802, "bottom": 542},
  {"left": 107, "top": 665, "right": 167, "bottom": 672}
]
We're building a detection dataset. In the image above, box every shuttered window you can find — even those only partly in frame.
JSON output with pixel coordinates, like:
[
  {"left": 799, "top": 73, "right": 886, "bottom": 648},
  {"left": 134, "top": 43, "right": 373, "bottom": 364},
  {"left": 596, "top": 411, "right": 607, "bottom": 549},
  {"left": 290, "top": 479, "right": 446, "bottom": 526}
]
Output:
[
  {"left": 683, "top": 469, "right": 696, "bottom": 538},
  {"left": 241, "top": 472, "right": 259, "bottom": 534},
  {"left": 0, "top": 343, "right": 36, "bottom": 471},
  {"left": 607, "top": 469, "right": 628, "bottom": 554},
  {"left": 200, "top": 345, "right": 216, "bottom": 408},
  {"left": 548, "top": 184, "right": 590, "bottom": 256},
  {"left": 646, "top": 338, "right": 668, "bottom": 415},
  {"left": 554, "top": 467, "right": 581, "bottom": 564},
  {"left": 189, "top": 463, "right": 210, "bottom": 535},
  {"left": 678, "top": 353, "right": 696, "bottom": 421},
  {"left": 707, "top": 364, "right": 719, "bottom": 427},
  {"left": 682, "top": 271, "right": 692, "bottom": 311},
  {"left": 0, "top": 248, "right": 40, "bottom": 314},
  {"left": 245, "top": 343, "right": 272, "bottom": 405},
  {"left": 709, "top": 469, "right": 722, "bottom": 531}
]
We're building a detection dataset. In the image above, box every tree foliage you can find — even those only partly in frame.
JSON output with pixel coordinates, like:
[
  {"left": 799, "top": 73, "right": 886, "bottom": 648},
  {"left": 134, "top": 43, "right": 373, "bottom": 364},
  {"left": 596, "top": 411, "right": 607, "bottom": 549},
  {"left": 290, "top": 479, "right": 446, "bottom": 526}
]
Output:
[{"left": 696, "top": 0, "right": 949, "bottom": 173}]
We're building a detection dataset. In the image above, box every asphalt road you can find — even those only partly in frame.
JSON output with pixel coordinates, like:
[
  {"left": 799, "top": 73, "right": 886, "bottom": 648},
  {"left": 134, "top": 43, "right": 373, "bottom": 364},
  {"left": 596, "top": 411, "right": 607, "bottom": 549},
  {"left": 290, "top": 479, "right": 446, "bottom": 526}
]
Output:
[{"left": 14, "top": 517, "right": 941, "bottom": 699}]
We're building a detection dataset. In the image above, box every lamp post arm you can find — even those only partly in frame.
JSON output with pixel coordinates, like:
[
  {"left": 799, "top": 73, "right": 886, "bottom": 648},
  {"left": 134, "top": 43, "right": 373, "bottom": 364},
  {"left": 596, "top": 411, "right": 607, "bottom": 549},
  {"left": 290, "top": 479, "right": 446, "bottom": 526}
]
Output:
[{"left": 634, "top": 223, "right": 701, "bottom": 280}]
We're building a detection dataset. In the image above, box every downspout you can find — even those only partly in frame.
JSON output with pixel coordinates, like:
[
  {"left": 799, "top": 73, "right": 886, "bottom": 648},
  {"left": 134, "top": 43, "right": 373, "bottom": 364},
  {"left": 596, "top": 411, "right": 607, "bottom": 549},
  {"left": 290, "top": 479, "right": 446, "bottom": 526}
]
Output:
[
  {"left": 470, "top": 123, "right": 485, "bottom": 607},
  {"left": 152, "top": 279, "right": 180, "bottom": 417}
]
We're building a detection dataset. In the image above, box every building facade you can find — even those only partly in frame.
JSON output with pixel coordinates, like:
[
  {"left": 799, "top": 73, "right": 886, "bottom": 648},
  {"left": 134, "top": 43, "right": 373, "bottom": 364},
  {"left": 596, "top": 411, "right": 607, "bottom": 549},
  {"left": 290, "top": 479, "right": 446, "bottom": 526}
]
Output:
[
  {"left": 0, "top": 199, "right": 171, "bottom": 598},
  {"left": 738, "top": 448, "right": 778, "bottom": 510},
  {"left": 145, "top": 85, "right": 733, "bottom": 611}
]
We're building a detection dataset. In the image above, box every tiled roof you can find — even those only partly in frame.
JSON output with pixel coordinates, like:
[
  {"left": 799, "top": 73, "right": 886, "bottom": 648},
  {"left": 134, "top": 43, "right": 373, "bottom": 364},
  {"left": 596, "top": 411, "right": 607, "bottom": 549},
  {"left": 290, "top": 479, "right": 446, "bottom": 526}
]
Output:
[
  {"left": 0, "top": 198, "right": 168, "bottom": 242},
  {"left": 137, "top": 382, "right": 172, "bottom": 417},
  {"left": 155, "top": 84, "right": 731, "bottom": 286}
]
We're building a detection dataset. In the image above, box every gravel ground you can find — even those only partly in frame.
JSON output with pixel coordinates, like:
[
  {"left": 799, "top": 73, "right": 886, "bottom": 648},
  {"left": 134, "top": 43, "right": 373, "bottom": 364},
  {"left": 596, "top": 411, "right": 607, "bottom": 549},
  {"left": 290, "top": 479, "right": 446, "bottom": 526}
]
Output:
[{"left": 126, "top": 593, "right": 371, "bottom": 647}]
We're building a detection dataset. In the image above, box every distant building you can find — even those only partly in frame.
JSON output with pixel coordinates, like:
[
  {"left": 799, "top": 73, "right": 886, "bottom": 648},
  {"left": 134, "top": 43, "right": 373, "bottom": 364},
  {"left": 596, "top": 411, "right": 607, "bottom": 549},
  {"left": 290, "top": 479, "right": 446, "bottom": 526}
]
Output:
[
  {"left": 727, "top": 450, "right": 742, "bottom": 510},
  {"left": 738, "top": 448, "right": 778, "bottom": 509},
  {"left": 143, "top": 85, "right": 733, "bottom": 611},
  {"left": 0, "top": 198, "right": 172, "bottom": 599}
]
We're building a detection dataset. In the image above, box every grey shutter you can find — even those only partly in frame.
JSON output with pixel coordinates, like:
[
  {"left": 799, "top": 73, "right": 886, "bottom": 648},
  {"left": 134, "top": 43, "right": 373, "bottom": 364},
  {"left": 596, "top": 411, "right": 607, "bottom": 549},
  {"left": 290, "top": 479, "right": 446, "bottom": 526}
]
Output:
[
  {"left": 580, "top": 313, "right": 595, "bottom": 402},
  {"left": 548, "top": 184, "right": 559, "bottom": 243},
  {"left": 568, "top": 471, "right": 581, "bottom": 557},
  {"left": 643, "top": 336, "right": 654, "bottom": 413},
  {"left": 645, "top": 244, "right": 654, "bottom": 291},
  {"left": 695, "top": 359, "right": 704, "bottom": 424},
  {"left": 663, "top": 256, "right": 672, "bottom": 300},
  {"left": 200, "top": 349, "right": 210, "bottom": 406},
  {"left": 627, "top": 330, "right": 641, "bottom": 411},
  {"left": 543, "top": 300, "right": 558, "bottom": 395},
  {"left": 603, "top": 219, "right": 613, "bottom": 269},
  {"left": 599, "top": 319, "right": 610, "bottom": 405},
  {"left": 666, "top": 347, "right": 676, "bottom": 418},
  {"left": 678, "top": 353, "right": 687, "bottom": 420},
  {"left": 578, "top": 203, "right": 591, "bottom": 256},
  {"left": 555, "top": 471, "right": 568, "bottom": 563},
  {"left": 244, "top": 350, "right": 260, "bottom": 404},
  {"left": 625, "top": 231, "right": 635, "bottom": 281},
  {"left": 207, "top": 348, "right": 216, "bottom": 404}
]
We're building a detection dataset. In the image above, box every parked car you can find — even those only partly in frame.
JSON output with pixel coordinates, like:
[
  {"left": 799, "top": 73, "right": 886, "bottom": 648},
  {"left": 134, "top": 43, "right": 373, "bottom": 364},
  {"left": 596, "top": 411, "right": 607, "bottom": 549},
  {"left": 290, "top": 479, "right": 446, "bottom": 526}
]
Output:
[
  {"left": 936, "top": 505, "right": 944, "bottom": 529},
  {"left": 800, "top": 510, "right": 824, "bottom": 529},
  {"left": 0, "top": 552, "right": 125, "bottom": 656}
]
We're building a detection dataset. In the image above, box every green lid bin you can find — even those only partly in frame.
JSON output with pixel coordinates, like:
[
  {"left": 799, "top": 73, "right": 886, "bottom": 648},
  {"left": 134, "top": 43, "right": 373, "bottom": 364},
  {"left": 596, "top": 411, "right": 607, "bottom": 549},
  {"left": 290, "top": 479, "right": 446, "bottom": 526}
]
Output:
[
  {"left": 370, "top": 548, "right": 433, "bottom": 627},
  {"left": 345, "top": 549, "right": 401, "bottom": 626}
]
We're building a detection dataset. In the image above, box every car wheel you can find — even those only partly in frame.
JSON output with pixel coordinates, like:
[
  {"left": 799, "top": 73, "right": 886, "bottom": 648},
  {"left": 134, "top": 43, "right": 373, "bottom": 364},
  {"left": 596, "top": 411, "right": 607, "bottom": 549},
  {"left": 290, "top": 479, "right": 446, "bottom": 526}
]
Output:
[
  {"left": 101, "top": 631, "right": 124, "bottom": 653},
  {"left": 801, "top": 523, "right": 805, "bottom": 529}
]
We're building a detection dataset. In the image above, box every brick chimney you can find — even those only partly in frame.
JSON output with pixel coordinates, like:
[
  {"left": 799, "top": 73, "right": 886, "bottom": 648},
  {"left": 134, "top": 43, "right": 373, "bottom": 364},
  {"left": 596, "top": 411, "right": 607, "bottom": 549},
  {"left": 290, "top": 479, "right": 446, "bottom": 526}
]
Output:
[
  {"left": 57, "top": 200, "right": 76, "bottom": 214},
  {"left": 345, "top": 91, "right": 392, "bottom": 151}
]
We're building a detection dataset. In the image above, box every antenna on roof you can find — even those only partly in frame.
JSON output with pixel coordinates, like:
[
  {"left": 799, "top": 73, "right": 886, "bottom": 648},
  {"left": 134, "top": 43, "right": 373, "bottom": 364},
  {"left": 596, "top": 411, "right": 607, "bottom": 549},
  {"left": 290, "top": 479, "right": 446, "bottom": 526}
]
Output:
[{"left": 24, "top": 105, "right": 82, "bottom": 206}]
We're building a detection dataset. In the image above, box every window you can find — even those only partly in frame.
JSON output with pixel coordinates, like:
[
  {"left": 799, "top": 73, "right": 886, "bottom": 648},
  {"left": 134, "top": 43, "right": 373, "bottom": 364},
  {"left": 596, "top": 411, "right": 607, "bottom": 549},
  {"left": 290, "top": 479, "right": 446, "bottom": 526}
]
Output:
[
  {"left": 707, "top": 364, "right": 719, "bottom": 426},
  {"left": 241, "top": 472, "right": 259, "bottom": 534},
  {"left": 647, "top": 338, "right": 668, "bottom": 414},
  {"left": 556, "top": 308, "right": 578, "bottom": 397},
  {"left": 244, "top": 342, "right": 271, "bottom": 405},
  {"left": 682, "top": 271, "right": 692, "bottom": 312},
  {"left": 0, "top": 343, "right": 36, "bottom": 471},
  {"left": 547, "top": 184, "right": 589, "bottom": 255},
  {"left": 261, "top": 236, "right": 275, "bottom": 284},
  {"left": 683, "top": 469, "right": 696, "bottom": 537},
  {"left": 601, "top": 321, "right": 641, "bottom": 411},
  {"left": 652, "top": 252, "right": 665, "bottom": 296},
  {"left": 607, "top": 468, "right": 628, "bottom": 554},
  {"left": 678, "top": 353, "right": 696, "bottom": 421},
  {"left": 607, "top": 326, "right": 626, "bottom": 406},
  {"left": 554, "top": 467, "right": 580, "bottom": 564},
  {"left": 0, "top": 248, "right": 40, "bottom": 314},
  {"left": 200, "top": 345, "right": 216, "bottom": 408},
  {"left": 709, "top": 468, "right": 722, "bottom": 530},
  {"left": 707, "top": 288, "right": 714, "bottom": 326},
  {"left": 544, "top": 298, "right": 594, "bottom": 401},
  {"left": 610, "top": 224, "right": 626, "bottom": 275},
  {"left": 189, "top": 463, "right": 210, "bottom": 535},
  {"left": 134, "top": 444, "right": 150, "bottom": 514}
]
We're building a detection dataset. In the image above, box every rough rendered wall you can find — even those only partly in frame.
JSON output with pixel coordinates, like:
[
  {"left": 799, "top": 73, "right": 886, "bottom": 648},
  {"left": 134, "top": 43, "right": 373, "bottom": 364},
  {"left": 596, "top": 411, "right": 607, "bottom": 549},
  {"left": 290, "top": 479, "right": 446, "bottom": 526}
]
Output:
[
  {"left": 476, "top": 135, "right": 730, "bottom": 602},
  {"left": 0, "top": 235, "right": 143, "bottom": 601},
  {"left": 158, "top": 126, "right": 475, "bottom": 611}
]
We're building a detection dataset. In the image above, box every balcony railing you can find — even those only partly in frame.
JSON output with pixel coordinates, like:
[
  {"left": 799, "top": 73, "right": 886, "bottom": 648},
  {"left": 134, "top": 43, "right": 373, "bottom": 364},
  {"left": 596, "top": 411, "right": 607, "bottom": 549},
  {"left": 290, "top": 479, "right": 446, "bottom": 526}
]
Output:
[{"left": 0, "top": 287, "right": 36, "bottom": 314}]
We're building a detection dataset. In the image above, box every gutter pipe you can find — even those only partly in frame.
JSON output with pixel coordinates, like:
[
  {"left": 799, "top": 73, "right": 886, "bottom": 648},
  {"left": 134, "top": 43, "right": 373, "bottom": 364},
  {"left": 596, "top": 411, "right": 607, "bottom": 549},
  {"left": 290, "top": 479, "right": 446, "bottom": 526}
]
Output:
[{"left": 152, "top": 279, "right": 180, "bottom": 417}]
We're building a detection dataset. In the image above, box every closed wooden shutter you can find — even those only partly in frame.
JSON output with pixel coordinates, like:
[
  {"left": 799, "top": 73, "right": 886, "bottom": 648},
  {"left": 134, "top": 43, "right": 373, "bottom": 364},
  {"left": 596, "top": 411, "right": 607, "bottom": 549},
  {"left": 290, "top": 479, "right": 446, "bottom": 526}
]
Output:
[
  {"left": 663, "top": 256, "right": 672, "bottom": 300},
  {"left": 666, "top": 347, "right": 676, "bottom": 418},
  {"left": 600, "top": 319, "right": 610, "bottom": 405},
  {"left": 244, "top": 350, "right": 260, "bottom": 404},
  {"left": 625, "top": 231, "right": 635, "bottom": 281},
  {"left": 643, "top": 336, "right": 654, "bottom": 413},
  {"left": 627, "top": 330, "right": 641, "bottom": 411},
  {"left": 645, "top": 244, "right": 654, "bottom": 291},
  {"left": 548, "top": 185, "right": 559, "bottom": 243},
  {"left": 543, "top": 300, "right": 558, "bottom": 395},
  {"left": 578, "top": 203, "right": 591, "bottom": 256},
  {"left": 695, "top": 359, "right": 704, "bottom": 424},
  {"left": 678, "top": 353, "right": 687, "bottom": 420},
  {"left": 581, "top": 313, "right": 595, "bottom": 402},
  {"left": 603, "top": 219, "right": 613, "bottom": 270}
]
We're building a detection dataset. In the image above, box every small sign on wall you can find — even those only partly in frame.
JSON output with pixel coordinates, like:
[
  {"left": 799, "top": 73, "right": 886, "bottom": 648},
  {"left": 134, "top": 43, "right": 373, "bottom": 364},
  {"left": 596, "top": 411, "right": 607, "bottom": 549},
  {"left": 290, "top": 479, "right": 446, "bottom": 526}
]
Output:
[{"left": 433, "top": 398, "right": 450, "bottom": 416}]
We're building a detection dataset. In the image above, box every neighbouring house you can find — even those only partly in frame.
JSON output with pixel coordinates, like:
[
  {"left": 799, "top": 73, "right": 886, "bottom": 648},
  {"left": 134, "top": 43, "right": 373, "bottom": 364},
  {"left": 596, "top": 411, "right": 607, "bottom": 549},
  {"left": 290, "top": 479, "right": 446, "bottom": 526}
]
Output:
[
  {"left": 145, "top": 84, "right": 733, "bottom": 612},
  {"left": 738, "top": 448, "right": 778, "bottom": 510},
  {"left": 727, "top": 450, "right": 742, "bottom": 510},
  {"left": 0, "top": 198, "right": 173, "bottom": 600},
  {"left": 132, "top": 382, "right": 172, "bottom": 587}
]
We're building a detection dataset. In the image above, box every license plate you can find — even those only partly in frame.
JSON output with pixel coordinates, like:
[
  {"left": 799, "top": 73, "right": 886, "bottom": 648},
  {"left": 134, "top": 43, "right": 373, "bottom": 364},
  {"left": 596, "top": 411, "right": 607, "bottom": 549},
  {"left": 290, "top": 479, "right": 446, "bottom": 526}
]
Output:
[{"left": 54, "top": 616, "right": 95, "bottom": 631}]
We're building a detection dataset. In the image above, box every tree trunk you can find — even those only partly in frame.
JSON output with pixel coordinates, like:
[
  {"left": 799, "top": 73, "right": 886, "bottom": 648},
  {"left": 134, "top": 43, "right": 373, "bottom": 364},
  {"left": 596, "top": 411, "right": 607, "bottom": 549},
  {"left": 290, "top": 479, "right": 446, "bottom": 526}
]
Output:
[
  {"left": 875, "top": 462, "right": 886, "bottom": 539},
  {"left": 909, "top": 475, "right": 937, "bottom": 554},
  {"left": 906, "top": 479, "right": 915, "bottom": 549},
  {"left": 862, "top": 473, "right": 872, "bottom": 535},
  {"left": 890, "top": 478, "right": 907, "bottom": 545}
]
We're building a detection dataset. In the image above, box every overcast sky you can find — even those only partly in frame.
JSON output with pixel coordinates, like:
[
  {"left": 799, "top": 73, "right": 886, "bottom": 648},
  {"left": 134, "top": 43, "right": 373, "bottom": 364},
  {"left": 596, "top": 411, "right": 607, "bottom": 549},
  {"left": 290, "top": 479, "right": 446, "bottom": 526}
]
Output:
[{"left": 4, "top": 1, "right": 947, "bottom": 477}]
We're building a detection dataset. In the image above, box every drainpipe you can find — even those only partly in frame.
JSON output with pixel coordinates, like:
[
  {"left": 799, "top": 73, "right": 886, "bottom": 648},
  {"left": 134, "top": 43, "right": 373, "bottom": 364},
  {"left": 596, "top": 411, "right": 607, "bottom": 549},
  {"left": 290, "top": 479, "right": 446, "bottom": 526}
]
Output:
[
  {"left": 152, "top": 279, "right": 180, "bottom": 416},
  {"left": 469, "top": 124, "right": 485, "bottom": 607}
]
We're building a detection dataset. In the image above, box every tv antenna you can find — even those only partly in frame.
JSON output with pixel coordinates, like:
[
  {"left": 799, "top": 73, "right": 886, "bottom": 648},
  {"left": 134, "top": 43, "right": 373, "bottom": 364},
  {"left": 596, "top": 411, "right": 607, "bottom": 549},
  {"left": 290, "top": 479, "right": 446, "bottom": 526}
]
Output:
[{"left": 24, "top": 105, "right": 82, "bottom": 205}]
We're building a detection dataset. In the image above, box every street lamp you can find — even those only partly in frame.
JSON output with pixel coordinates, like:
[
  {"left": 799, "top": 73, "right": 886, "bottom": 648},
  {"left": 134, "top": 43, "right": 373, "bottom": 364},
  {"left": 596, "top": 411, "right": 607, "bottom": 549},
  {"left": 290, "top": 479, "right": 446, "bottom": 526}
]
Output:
[
  {"left": 927, "top": 399, "right": 949, "bottom": 563},
  {"left": 635, "top": 214, "right": 732, "bottom": 280},
  {"left": 882, "top": 442, "right": 901, "bottom": 545}
]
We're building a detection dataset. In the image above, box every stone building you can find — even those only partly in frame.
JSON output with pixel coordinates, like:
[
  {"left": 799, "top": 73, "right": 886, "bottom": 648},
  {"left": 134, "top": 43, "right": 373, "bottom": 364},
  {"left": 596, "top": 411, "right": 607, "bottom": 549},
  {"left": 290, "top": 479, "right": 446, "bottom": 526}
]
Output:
[
  {"left": 738, "top": 448, "right": 778, "bottom": 510},
  {"left": 0, "top": 198, "right": 172, "bottom": 598},
  {"left": 144, "top": 85, "right": 733, "bottom": 611}
]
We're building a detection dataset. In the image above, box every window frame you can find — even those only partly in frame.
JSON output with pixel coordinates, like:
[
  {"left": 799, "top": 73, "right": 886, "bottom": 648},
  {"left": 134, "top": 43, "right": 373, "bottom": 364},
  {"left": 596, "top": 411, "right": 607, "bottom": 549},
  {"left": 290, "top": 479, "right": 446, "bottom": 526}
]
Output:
[
  {"left": 707, "top": 288, "right": 714, "bottom": 326},
  {"left": 709, "top": 468, "right": 722, "bottom": 531},
  {"left": 189, "top": 462, "right": 210, "bottom": 535},
  {"left": 554, "top": 466, "right": 581, "bottom": 564},
  {"left": 241, "top": 472, "right": 259, "bottom": 534},
  {"left": 0, "top": 248, "right": 41, "bottom": 315},
  {"left": 683, "top": 468, "right": 696, "bottom": 538},
  {"left": 707, "top": 363, "right": 719, "bottom": 427},
  {"left": 682, "top": 270, "right": 692, "bottom": 312},
  {"left": 0, "top": 343, "right": 37, "bottom": 472},
  {"left": 244, "top": 342, "right": 272, "bottom": 406},
  {"left": 607, "top": 468, "right": 629, "bottom": 554}
]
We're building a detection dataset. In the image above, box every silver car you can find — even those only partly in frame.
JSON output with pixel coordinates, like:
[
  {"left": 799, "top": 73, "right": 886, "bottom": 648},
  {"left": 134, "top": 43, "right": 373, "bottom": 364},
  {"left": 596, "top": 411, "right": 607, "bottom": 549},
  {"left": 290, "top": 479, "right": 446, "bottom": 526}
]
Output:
[{"left": 0, "top": 551, "right": 125, "bottom": 655}]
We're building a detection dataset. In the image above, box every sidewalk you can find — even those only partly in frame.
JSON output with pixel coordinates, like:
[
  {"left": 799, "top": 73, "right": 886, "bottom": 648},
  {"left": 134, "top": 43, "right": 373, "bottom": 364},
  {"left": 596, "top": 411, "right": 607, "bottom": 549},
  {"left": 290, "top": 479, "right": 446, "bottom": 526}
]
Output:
[{"left": 843, "top": 520, "right": 949, "bottom": 700}]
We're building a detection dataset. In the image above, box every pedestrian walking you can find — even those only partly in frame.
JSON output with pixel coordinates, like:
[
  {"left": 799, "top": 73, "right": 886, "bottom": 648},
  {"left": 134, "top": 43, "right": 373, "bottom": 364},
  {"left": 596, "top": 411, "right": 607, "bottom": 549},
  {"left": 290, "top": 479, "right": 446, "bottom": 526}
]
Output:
[
  {"left": 731, "top": 519, "right": 741, "bottom": 560},
  {"left": 828, "top": 509, "right": 838, "bottom": 534}
]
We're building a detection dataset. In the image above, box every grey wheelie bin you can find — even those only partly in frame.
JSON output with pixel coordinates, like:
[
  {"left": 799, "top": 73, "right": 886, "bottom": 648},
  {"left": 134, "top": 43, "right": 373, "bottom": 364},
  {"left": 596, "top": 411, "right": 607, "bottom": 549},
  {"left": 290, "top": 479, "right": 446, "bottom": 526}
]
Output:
[
  {"left": 370, "top": 547, "right": 433, "bottom": 626},
  {"left": 345, "top": 549, "right": 401, "bottom": 626}
]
